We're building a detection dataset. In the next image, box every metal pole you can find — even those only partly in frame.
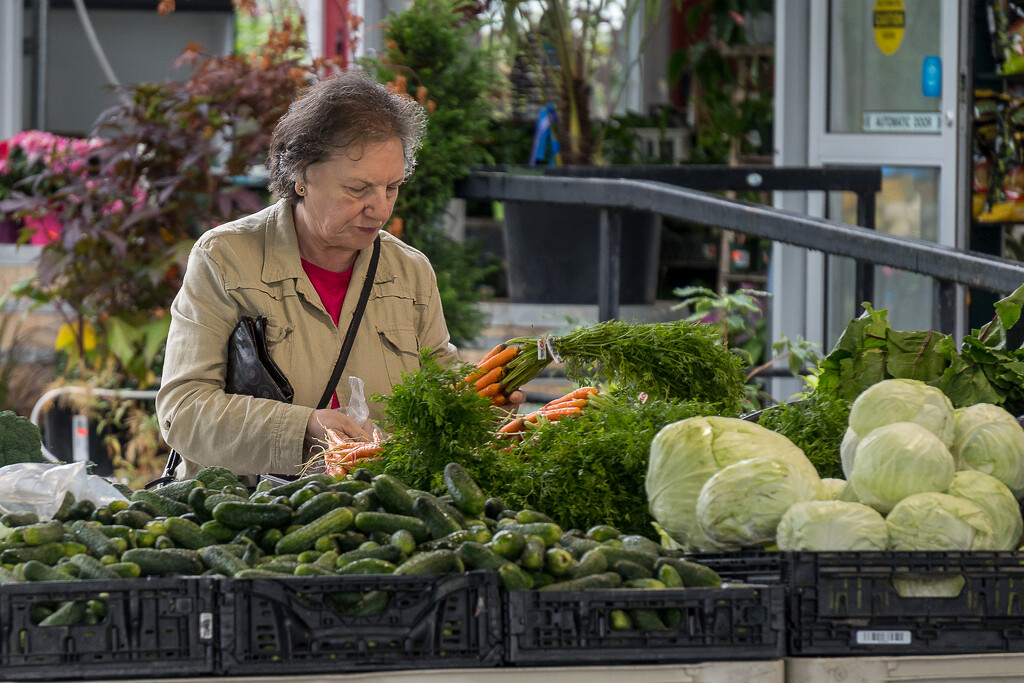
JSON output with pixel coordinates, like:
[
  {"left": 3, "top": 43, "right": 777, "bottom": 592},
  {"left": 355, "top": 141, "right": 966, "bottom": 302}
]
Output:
[
  {"left": 33, "top": 0, "right": 48, "bottom": 130},
  {"left": 934, "top": 280, "right": 957, "bottom": 335},
  {"left": 597, "top": 209, "right": 622, "bottom": 321},
  {"left": 854, "top": 189, "right": 876, "bottom": 313}
]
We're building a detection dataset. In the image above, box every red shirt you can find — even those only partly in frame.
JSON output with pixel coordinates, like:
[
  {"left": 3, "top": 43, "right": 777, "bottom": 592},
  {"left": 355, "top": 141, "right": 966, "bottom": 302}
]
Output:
[{"left": 301, "top": 259, "right": 353, "bottom": 409}]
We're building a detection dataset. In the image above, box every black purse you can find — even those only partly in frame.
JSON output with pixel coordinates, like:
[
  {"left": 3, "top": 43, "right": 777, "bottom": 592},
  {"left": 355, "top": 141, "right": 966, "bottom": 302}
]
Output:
[{"left": 152, "top": 236, "right": 381, "bottom": 484}]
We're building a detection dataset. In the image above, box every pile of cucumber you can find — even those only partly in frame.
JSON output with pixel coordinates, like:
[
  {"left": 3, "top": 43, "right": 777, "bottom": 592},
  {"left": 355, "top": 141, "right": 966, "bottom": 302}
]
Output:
[{"left": 0, "top": 462, "right": 723, "bottom": 626}]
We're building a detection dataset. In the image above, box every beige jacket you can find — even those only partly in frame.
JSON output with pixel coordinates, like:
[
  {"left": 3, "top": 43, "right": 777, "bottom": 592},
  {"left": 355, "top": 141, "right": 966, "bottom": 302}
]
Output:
[{"left": 156, "top": 199, "right": 458, "bottom": 481}]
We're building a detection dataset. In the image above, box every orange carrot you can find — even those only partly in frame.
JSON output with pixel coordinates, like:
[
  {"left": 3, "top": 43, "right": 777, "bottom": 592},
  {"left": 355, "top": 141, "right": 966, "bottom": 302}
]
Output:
[
  {"left": 478, "top": 382, "right": 502, "bottom": 398},
  {"left": 538, "top": 406, "right": 582, "bottom": 421},
  {"left": 474, "top": 346, "right": 519, "bottom": 375},
  {"left": 542, "top": 398, "right": 589, "bottom": 411},
  {"left": 479, "top": 344, "right": 506, "bottom": 364},
  {"left": 491, "top": 394, "right": 508, "bottom": 406},
  {"left": 499, "top": 417, "right": 526, "bottom": 434},
  {"left": 473, "top": 366, "right": 504, "bottom": 391},
  {"left": 553, "top": 387, "right": 598, "bottom": 403},
  {"left": 523, "top": 411, "right": 540, "bottom": 423}
]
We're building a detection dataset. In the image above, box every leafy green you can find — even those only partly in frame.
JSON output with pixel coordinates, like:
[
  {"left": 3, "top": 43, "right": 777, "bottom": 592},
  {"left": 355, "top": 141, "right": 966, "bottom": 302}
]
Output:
[
  {"left": 367, "top": 351, "right": 501, "bottom": 493},
  {"left": 755, "top": 393, "right": 849, "bottom": 479},
  {"left": 500, "top": 394, "right": 721, "bottom": 539}
]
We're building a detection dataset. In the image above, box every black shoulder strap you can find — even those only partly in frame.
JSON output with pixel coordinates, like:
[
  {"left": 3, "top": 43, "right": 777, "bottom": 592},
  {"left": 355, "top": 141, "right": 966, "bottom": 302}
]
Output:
[{"left": 317, "top": 235, "right": 381, "bottom": 410}]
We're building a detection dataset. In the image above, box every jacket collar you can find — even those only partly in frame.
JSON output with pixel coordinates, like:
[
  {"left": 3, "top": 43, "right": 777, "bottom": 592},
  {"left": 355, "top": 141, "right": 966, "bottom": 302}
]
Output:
[{"left": 262, "top": 199, "right": 306, "bottom": 284}]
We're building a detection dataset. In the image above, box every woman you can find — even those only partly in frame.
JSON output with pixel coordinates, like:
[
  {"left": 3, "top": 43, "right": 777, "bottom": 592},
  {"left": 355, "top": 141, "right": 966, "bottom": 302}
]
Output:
[{"left": 157, "top": 72, "right": 513, "bottom": 483}]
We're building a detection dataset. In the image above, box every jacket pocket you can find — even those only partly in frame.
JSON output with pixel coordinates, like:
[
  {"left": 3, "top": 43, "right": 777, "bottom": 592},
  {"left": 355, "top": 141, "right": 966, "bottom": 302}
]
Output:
[{"left": 377, "top": 324, "right": 420, "bottom": 385}]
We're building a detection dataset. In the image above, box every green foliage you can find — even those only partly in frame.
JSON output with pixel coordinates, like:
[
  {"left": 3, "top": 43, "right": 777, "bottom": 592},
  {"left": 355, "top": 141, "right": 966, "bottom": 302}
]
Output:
[
  {"left": 501, "top": 395, "right": 720, "bottom": 538},
  {"left": 0, "top": 410, "right": 44, "bottom": 467},
  {"left": 367, "top": 350, "right": 502, "bottom": 493},
  {"left": 364, "top": 0, "right": 503, "bottom": 345},
  {"left": 755, "top": 393, "right": 849, "bottom": 480}
]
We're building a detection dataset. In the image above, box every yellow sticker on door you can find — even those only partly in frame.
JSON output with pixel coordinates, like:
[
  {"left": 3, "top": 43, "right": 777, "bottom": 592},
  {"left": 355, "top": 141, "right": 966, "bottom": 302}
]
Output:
[{"left": 873, "top": 0, "right": 905, "bottom": 55}]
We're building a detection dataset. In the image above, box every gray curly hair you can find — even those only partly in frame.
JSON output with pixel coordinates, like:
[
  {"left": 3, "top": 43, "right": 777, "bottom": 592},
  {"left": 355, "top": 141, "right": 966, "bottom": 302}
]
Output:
[{"left": 267, "top": 71, "right": 427, "bottom": 204}]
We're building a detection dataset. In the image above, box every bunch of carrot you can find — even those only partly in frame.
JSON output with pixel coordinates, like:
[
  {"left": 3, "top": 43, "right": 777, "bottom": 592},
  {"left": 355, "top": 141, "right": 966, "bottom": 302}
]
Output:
[
  {"left": 314, "top": 428, "right": 386, "bottom": 478},
  {"left": 497, "top": 386, "right": 599, "bottom": 440},
  {"left": 463, "top": 343, "right": 526, "bottom": 406}
]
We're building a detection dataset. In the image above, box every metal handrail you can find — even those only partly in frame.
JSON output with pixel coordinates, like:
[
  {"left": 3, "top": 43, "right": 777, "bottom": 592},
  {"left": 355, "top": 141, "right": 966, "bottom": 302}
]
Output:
[
  {"left": 30, "top": 386, "right": 158, "bottom": 463},
  {"left": 456, "top": 171, "right": 1024, "bottom": 323}
]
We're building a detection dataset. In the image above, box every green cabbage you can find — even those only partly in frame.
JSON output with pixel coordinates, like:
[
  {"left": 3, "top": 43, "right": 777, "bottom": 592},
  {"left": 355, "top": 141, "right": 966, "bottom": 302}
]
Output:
[
  {"left": 886, "top": 492, "right": 996, "bottom": 550},
  {"left": 850, "top": 421, "right": 955, "bottom": 513},
  {"left": 952, "top": 403, "right": 1024, "bottom": 498},
  {"left": 820, "top": 478, "right": 846, "bottom": 500},
  {"left": 646, "top": 416, "right": 822, "bottom": 551},
  {"left": 848, "top": 378, "right": 955, "bottom": 448},
  {"left": 776, "top": 500, "right": 888, "bottom": 551},
  {"left": 840, "top": 428, "right": 860, "bottom": 478},
  {"left": 891, "top": 574, "right": 966, "bottom": 598},
  {"left": 837, "top": 479, "right": 860, "bottom": 503},
  {"left": 945, "top": 470, "right": 1023, "bottom": 550}
]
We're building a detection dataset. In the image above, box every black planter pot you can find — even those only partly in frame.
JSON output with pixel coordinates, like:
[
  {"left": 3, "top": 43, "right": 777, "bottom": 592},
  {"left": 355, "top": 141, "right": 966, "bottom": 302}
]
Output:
[
  {"left": 502, "top": 201, "right": 661, "bottom": 305},
  {"left": 43, "top": 404, "right": 115, "bottom": 477}
]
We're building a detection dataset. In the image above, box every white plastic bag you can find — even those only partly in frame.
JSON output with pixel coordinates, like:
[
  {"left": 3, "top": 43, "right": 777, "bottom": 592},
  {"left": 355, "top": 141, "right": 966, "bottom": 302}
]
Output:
[
  {"left": 0, "top": 461, "right": 128, "bottom": 519},
  {"left": 337, "top": 376, "right": 371, "bottom": 432}
]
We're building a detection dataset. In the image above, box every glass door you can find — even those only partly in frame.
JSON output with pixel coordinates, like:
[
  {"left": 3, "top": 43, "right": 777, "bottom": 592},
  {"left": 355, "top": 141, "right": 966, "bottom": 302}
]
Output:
[{"left": 808, "top": 0, "right": 964, "bottom": 344}]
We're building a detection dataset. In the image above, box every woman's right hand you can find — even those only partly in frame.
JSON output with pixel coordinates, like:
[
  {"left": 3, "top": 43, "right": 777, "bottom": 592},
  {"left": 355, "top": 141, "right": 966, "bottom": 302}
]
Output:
[{"left": 305, "top": 408, "right": 372, "bottom": 454}]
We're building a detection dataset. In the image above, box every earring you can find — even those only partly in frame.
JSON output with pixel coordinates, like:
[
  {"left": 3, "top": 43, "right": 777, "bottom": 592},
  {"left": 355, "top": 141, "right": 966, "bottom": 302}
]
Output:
[{"left": 297, "top": 185, "right": 305, "bottom": 196}]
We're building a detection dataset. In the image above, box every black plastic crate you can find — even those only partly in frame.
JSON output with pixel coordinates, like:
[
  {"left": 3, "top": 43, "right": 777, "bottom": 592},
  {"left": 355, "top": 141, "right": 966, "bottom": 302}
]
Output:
[
  {"left": 687, "top": 551, "right": 786, "bottom": 584},
  {"left": 217, "top": 571, "right": 503, "bottom": 675},
  {"left": 0, "top": 577, "right": 217, "bottom": 681},
  {"left": 504, "top": 584, "right": 785, "bottom": 666},
  {"left": 788, "top": 551, "right": 1024, "bottom": 656}
]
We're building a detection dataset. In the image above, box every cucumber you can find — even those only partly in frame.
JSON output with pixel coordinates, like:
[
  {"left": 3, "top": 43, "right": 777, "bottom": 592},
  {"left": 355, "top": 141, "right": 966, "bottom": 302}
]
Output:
[
  {"left": 653, "top": 557, "right": 722, "bottom": 587},
  {"left": 420, "top": 529, "right": 484, "bottom": 551},
  {"left": 188, "top": 488, "right": 215, "bottom": 522},
  {"left": 352, "top": 489, "right": 378, "bottom": 512},
  {"left": 500, "top": 523, "right": 562, "bottom": 547},
  {"left": 288, "top": 484, "right": 321, "bottom": 509},
  {"left": 241, "top": 541, "right": 262, "bottom": 567},
  {"left": 337, "top": 558, "right": 396, "bottom": 575},
  {"left": 594, "top": 546, "right": 658, "bottom": 571},
  {"left": 96, "top": 524, "right": 132, "bottom": 543},
  {"left": 499, "top": 561, "right": 534, "bottom": 590},
  {"left": 68, "top": 500, "right": 97, "bottom": 521},
  {"left": 296, "top": 549, "right": 321, "bottom": 564},
  {"left": 275, "top": 507, "right": 355, "bottom": 555},
  {"left": 107, "top": 561, "right": 142, "bottom": 579},
  {"left": 129, "top": 500, "right": 160, "bottom": 517},
  {"left": 258, "top": 561, "right": 302, "bottom": 574},
  {"left": 539, "top": 572, "right": 622, "bottom": 591},
  {"left": 314, "top": 550, "right": 339, "bottom": 568},
  {"left": 231, "top": 526, "right": 262, "bottom": 545},
  {"left": 351, "top": 468, "right": 376, "bottom": 482},
  {"left": 412, "top": 496, "right": 463, "bottom": 539},
  {"left": 586, "top": 524, "right": 621, "bottom": 542},
  {"left": 2, "top": 511, "right": 39, "bottom": 527},
  {"left": 349, "top": 590, "right": 390, "bottom": 616},
  {"left": 315, "top": 535, "right": 336, "bottom": 553},
  {"left": 52, "top": 492, "right": 75, "bottom": 522},
  {"left": 625, "top": 578, "right": 666, "bottom": 589},
  {"left": 620, "top": 535, "right": 664, "bottom": 557},
  {"left": 560, "top": 534, "right": 602, "bottom": 559},
  {"left": 165, "top": 517, "right": 219, "bottom": 549},
  {"left": 442, "top": 463, "right": 485, "bottom": 515},
  {"left": 0, "top": 566, "right": 24, "bottom": 583},
  {"left": 483, "top": 498, "right": 505, "bottom": 519},
  {"left": 200, "top": 520, "right": 238, "bottom": 543},
  {"left": 372, "top": 475, "right": 416, "bottom": 516},
  {"left": 515, "top": 509, "right": 555, "bottom": 525},
  {"left": 354, "top": 511, "right": 430, "bottom": 543},
  {"left": 456, "top": 541, "right": 507, "bottom": 571},
  {"left": 235, "top": 568, "right": 293, "bottom": 578},
  {"left": 529, "top": 571, "right": 556, "bottom": 589},
  {"left": 293, "top": 493, "right": 344, "bottom": 526},
  {"left": 39, "top": 601, "right": 88, "bottom": 627},
  {"left": 213, "top": 501, "right": 294, "bottom": 530},
  {"left": 519, "top": 538, "right": 546, "bottom": 571},
  {"left": 1, "top": 543, "right": 67, "bottom": 565},
  {"left": 202, "top": 493, "right": 248, "bottom": 514},
  {"left": 153, "top": 479, "right": 201, "bottom": 504},
  {"left": 21, "top": 521, "right": 65, "bottom": 546},
  {"left": 23, "top": 560, "right": 79, "bottom": 582},
  {"left": 336, "top": 544, "right": 403, "bottom": 568},
  {"left": 489, "top": 529, "right": 525, "bottom": 559},
  {"left": 329, "top": 479, "right": 373, "bottom": 495},
  {"left": 113, "top": 509, "right": 154, "bottom": 530},
  {"left": 70, "top": 521, "right": 120, "bottom": 558},
  {"left": 334, "top": 531, "right": 369, "bottom": 551},
  {"left": 267, "top": 473, "right": 334, "bottom": 498},
  {"left": 610, "top": 609, "right": 633, "bottom": 630},
  {"left": 91, "top": 506, "right": 115, "bottom": 525},
  {"left": 131, "top": 489, "right": 191, "bottom": 517},
  {"left": 200, "top": 545, "right": 250, "bottom": 576},
  {"left": 260, "top": 528, "right": 284, "bottom": 554},
  {"left": 196, "top": 466, "right": 240, "bottom": 491},
  {"left": 393, "top": 549, "right": 464, "bottom": 575},
  {"left": 566, "top": 548, "right": 608, "bottom": 580},
  {"left": 631, "top": 609, "right": 667, "bottom": 630},
  {"left": 661, "top": 608, "right": 682, "bottom": 628},
  {"left": 154, "top": 535, "right": 177, "bottom": 550},
  {"left": 122, "top": 548, "right": 203, "bottom": 576},
  {"left": 544, "top": 547, "right": 574, "bottom": 576},
  {"left": 656, "top": 564, "right": 683, "bottom": 588},
  {"left": 612, "top": 560, "right": 653, "bottom": 581},
  {"left": 294, "top": 564, "right": 334, "bottom": 576},
  {"left": 69, "top": 554, "right": 119, "bottom": 580},
  {"left": 389, "top": 529, "right": 416, "bottom": 556}
]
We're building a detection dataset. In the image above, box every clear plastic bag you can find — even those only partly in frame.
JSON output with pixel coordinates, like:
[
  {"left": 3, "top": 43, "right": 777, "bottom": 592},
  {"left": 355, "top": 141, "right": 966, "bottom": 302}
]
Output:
[
  {"left": 336, "top": 376, "right": 387, "bottom": 440},
  {"left": 0, "top": 461, "right": 128, "bottom": 520}
]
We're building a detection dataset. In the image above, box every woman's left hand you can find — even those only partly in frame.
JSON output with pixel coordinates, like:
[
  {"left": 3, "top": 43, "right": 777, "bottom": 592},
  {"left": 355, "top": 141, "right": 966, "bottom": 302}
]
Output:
[{"left": 499, "top": 390, "right": 527, "bottom": 413}]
